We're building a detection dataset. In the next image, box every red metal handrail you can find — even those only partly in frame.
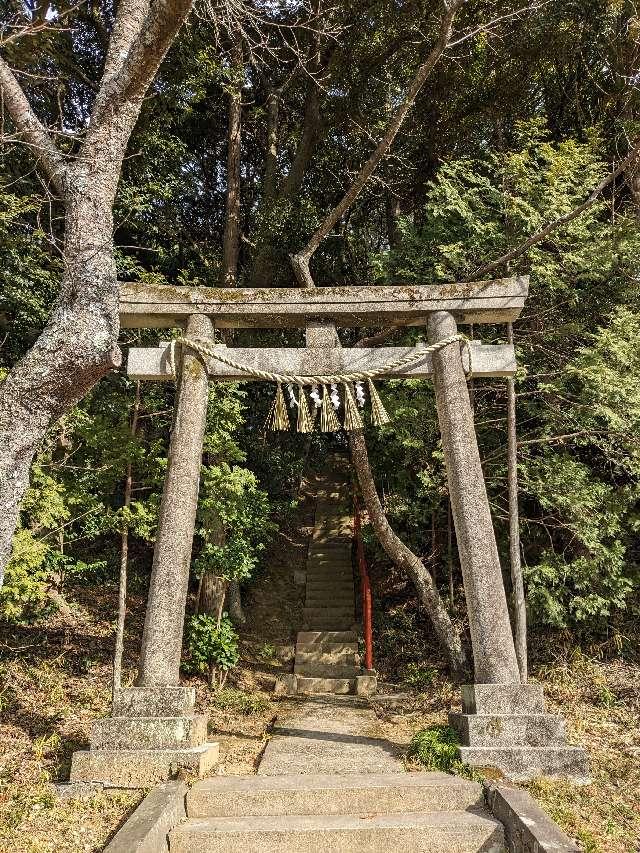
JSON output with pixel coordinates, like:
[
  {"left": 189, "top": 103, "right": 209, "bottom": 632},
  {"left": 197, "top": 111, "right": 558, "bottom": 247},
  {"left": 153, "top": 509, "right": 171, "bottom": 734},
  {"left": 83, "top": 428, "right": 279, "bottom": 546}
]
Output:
[{"left": 353, "top": 496, "right": 374, "bottom": 672}]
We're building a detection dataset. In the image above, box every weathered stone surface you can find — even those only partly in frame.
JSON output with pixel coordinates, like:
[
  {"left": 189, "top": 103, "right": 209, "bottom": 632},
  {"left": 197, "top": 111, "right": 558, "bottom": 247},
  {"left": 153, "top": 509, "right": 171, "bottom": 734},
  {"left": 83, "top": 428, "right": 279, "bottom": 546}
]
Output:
[
  {"left": 258, "top": 695, "right": 402, "bottom": 775},
  {"left": 187, "top": 772, "right": 485, "bottom": 817},
  {"left": 169, "top": 811, "right": 506, "bottom": 853},
  {"left": 104, "top": 781, "right": 186, "bottom": 853},
  {"left": 293, "top": 569, "right": 306, "bottom": 586},
  {"left": 450, "top": 712, "right": 566, "bottom": 747},
  {"left": 91, "top": 715, "right": 208, "bottom": 750},
  {"left": 487, "top": 784, "right": 581, "bottom": 852},
  {"left": 429, "top": 311, "right": 521, "bottom": 685},
  {"left": 120, "top": 277, "right": 529, "bottom": 328},
  {"left": 70, "top": 743, "right": 219, "bottom": 788},
  {"left": 138, "top": 314, "right": 214, "bottom": 687},
  {"left": 273, "top": 674, "right": 298, "bottom": 696},
  {"left": 356, "top": 675, "right": 378, "bottom": 697},
  {"left": 128, "top": 342, "right": 518, "bottom": 383},
  {"left": 296, "top": 676, "right": 355, "bottom": 694},
  {"left": 112, "top": 686, "right": 196, "bottom": 718},
  {"left": 461, "top": 683, "right": 545, "bottom": 715},
  {"left": 457, "top": 746, "right": 590, "bottom": 783}
]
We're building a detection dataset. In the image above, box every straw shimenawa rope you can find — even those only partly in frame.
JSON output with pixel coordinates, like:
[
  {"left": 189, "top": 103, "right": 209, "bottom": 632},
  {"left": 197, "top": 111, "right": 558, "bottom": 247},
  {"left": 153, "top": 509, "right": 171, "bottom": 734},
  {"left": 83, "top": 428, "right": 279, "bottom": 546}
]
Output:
[{"left": 169, "top": 333, "right": 468, "bottom": 386}]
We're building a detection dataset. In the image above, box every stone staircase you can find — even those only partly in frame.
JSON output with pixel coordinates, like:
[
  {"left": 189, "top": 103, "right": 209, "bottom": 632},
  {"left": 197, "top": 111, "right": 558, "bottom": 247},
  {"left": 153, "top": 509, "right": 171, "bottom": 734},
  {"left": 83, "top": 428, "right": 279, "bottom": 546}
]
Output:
[
  {"left": 291, "top": 467, "right": 376, "bottom": 696},
  {"left": 169, "top": 772, "right": 506, "bottom": 852}
]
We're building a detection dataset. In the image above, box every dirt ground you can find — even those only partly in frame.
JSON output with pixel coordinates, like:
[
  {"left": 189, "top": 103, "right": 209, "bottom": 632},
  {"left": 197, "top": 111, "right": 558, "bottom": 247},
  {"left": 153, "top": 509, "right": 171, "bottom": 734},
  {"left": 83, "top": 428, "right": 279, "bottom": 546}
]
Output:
[{"left": 1, "top": 481, "right": 638, "bottom": 852}]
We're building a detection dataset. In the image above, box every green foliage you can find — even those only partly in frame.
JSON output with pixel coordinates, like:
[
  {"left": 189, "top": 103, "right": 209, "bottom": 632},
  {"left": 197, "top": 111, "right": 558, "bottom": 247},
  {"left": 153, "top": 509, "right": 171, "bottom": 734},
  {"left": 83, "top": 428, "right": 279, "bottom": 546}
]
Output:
[
  {"left": 184, "top": 613, "right": 240, "bottom": 688},
  {"left": 401, "top": 662, "right": 438, "bottom": 689},
  {"left": 408, "top": 726, "right": 483, "bottom": 781},
  {"left": 0, "top": 530, "right": 50, "bottom": 621},
  {"left": 212, "top": 687, "right": 271, "bottom": 715}
]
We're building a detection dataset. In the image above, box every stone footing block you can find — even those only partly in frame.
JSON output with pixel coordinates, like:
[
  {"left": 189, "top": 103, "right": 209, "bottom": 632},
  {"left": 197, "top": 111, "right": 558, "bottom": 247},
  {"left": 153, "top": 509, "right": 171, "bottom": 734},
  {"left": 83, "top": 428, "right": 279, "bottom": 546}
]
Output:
[
  {"left": 457, "top": 746, "right": 590, "bottom": 783},
  {"left": 355, "top": 674, "right": 377, "bottom": 697},
  {"left": 91, "top": 715, "right": 208, "bottom": 750},
  {"left": 449, "top": 712, "right": 566, "bottom": 747},
  {"left": 487, "top": 784, "right": 581, "bottom": 852},
  {"left": 461, "top": 683, "right": 544, "bottom": 715},
  {"left": 273, "top": 674, "right": 298, "bottom": 696},
  {"left": 112, "top": 687, "right": 196, "bottom": 718},
  {"left": 70, "top": 743, "right": 219, "bottom": 788}
]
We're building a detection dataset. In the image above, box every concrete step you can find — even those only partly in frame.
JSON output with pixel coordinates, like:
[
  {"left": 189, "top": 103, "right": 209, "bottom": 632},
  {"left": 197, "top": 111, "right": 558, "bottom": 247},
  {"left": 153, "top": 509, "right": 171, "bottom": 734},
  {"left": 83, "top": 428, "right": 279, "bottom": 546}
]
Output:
[
  {"left": 304, "top": 606, "right": 354, "bottom": 618},
  {"left": 295, "top": 653, "right": 360, "bottom": 668},
  {"left": 297, "top": 631, "right": 357, "bottom": 644},
  {"left": 450, "top": 713, "right": 567, "bottom": 747},
  {"left": 296, "top": 676, "right": 356, "bottom": 695},
  {"left": 170, "top": 811, "right": 504, "bottom": 852},
  {"left": 458, "top": 745, "right": 590, "bottom": 783},
  {"left": 296, "top": 642, "right": 358, "bottom": 655},
  {"left": 305, "top": 599, "right": 354, "bottom": 609},
  {"left": 306, "top": 568, "right": 353, "bottom": 577},
  {"left": 186, "top": 772, "right": 485, "bottom": 817},
  {"left": 305, "top": 583, "right": 354, "bottom": 593},
  {"left": 305, "top": 591, "right": 354, "bottom": 601},
  {"left": 304, "top": 620, "right": 354, "bottom": 631},
  {"left": 294, "top": 664, "right": 362, "bottom": 679}
]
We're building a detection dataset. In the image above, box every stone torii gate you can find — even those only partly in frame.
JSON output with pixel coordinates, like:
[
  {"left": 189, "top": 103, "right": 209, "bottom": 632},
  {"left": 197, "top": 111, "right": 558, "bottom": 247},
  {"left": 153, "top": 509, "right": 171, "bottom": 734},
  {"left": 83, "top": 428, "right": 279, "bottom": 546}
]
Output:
[{"left": 70, "top": 275, "right": 589, "bottom": 785}]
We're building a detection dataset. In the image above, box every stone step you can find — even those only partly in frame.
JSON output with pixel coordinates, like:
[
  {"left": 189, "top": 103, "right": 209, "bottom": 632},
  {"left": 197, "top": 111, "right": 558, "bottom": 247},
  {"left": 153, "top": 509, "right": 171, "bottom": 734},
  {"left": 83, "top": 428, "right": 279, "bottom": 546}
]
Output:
[
  {"left": 304, "top": 620, "right": 354, "bottom": 631},
  {"left": 306, "top": 567, "right": 353, "bottom": 576},
  {"left": 294, "top": 664, "right": 362, "bottom": 679},
  {"left": 296, "top": 676, "right": 356, "bottom": 695},
  {"left": 304, "top": 606, "right": 354, "bottom": 618},
  {"left": 295, "top": 652, "right": 360, "bottom": 668},
  {"left": 297, "top": 631, "right": 357, "bottom": 644},
  {"left": 186, "top": 772, "right": 485, "bottom": 817},
  {"left": 295, "top": 643, "right": 358, "bottom": 656},
  {"left": 458, "top": 745, "right": 590, "bottom": 783},
  {"left": 90, "top": 715, "right": 208, "bottom": 750},
  {"left": 305, "top": 594, "right": 354, "bottom": 605},
  {"left": 70, "top": 743, "right": 219, "bottom": 788},
  {"left": 306, "top": 581, "right": 354, "bottom": 590},
  {"left": 170, "top": 811, "right": 504, "bottom": 852},
  {"left": 450, "top": 713, "right": 567, "bottom": 747}
]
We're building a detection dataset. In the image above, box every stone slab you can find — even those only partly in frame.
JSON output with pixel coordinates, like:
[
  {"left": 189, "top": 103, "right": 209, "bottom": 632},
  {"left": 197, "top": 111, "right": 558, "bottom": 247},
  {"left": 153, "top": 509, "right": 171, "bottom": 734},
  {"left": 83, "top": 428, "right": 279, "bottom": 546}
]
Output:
[
  {"left": 450, "top": 713, "right": 566, "bottom": 747},
  {"left": 297, "top": 631, "right": 357, "bottom": 644},
  {"left": 112, "top": 687, "right": 196, "bottom": 718},
  {"left": 187, "top": 772, "right": 484, "bottom": 817},
  {"left": 457, "top": 746, "right": 590, "bottom": 783},
  {"left": 273, "top": 674, "right": 298, "bottom": 696},
  {"left": 461, "top": 683, "right": 545, "bottom": 715},
  {"left": 356, "top": 675, "right": 378, "bottom": 697},
  {"left": 258, "top": 695, "right": 403, "bottom": 775},
  {"left": 296, "top": 676, "right": 355, "bottom": 694},
  {"left": 169, "top": 811, "right": 506, "bottom": 853},
  {"left": 487, "top": 784, "right": 581, "bottom": 852},
  {"left": 91, "top": 715, "right": 208, "bottom": 750},
  {"left": 70, "top": 743, "right": 219, "bottom": 788},
  {"left": 120, "top": 277, "right": 529, "bottom": 329},
  {"left": 104, "top": 781, "right": 186, "bottom": 853}
]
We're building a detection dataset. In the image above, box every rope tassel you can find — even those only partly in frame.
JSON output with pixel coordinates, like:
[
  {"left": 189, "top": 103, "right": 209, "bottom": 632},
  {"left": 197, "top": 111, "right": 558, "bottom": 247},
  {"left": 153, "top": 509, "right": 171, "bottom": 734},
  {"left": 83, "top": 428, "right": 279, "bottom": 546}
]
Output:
[
  {"left": 267, "top": 383, "right": 290, "bottom": 431},
  {"left": 367, "top": 379, "right": 391, "bottom": 426},
  {"left": 343, "top": 382, "right": 364, "bottom": 431},
  {"left": 297, "top": 385, "right": 314, "bottom": 433},
  {"left": 320, "top": 385, "right": 341, "bottom": 432}
]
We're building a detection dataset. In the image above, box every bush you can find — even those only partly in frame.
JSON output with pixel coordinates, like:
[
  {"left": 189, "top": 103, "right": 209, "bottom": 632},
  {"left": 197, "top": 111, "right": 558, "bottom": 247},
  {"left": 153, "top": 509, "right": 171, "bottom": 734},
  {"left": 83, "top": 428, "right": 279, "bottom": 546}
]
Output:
[
  {"left": 184, "top": 613, "right": 240, "bottom": 689},
  {"left": 407, "top": 725, "right": 484, "bottom": 781}
]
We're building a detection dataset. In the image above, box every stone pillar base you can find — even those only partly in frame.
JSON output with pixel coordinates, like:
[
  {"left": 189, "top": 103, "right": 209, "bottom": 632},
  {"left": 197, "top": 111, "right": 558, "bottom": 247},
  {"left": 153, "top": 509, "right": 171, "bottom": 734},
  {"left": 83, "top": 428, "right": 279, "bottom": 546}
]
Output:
[
  {"left": 70, "top": 687, "right": 219, "bottom": 788},
  {"left": 451, "top": 683, "right": 590, "bottom": 783}
]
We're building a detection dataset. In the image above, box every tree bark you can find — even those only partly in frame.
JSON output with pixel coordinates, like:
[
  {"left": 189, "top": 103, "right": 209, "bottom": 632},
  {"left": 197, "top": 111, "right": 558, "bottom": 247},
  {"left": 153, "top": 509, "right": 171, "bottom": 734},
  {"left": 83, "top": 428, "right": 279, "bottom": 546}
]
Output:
[
  {"left": 0, "top": 0, "right": 194, "bottom": 585},
  {"left": 226, "top": 579, "right": 246, "bottom": 624},
  {"left": 222, "top": 36, "right": 243, "bottom": 286},
  {"left": 349, "top": 430, "right": 469, "bottom": 680},
  {"left": 506, "top": 322, "right": 528, "bottom": 681},
  {"left": 428, "top": 311, "right": 521, "bottom": 684}
]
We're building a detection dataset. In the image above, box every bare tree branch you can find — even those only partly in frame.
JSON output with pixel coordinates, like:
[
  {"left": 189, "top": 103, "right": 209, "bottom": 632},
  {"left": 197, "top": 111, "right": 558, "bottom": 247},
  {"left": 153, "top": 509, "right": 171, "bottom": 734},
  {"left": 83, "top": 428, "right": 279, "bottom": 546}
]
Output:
[
  {"left": 0, "top": 57, "right": 67, "bottom": 194},
  {"left": 471, "top": 136, "right": 640, "bottom": 279},
  {"left": 290, "top": 0, "right": 465, "bottom": 288}
]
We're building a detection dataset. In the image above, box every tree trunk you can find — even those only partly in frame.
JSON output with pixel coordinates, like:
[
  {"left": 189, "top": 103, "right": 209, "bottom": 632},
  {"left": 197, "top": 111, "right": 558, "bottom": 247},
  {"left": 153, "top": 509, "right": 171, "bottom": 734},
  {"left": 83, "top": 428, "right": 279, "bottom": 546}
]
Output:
[
  {"left": 199, "top": 574, "right": 229, "bottom": 626},
  {"left": 349, "top": 430, "right": 469, "bottom": 680},
  {"left": 0, "top": 197, "right": 120, "bottom": 583},
  {"left": 226, "top": 579, "right": 246, "bottom": 624},
  {"left": 222, "top": 36, "right": 243, "bottom": 286},
  {"left": 507, "top": 322, "right": 528, "bottom": 681}
]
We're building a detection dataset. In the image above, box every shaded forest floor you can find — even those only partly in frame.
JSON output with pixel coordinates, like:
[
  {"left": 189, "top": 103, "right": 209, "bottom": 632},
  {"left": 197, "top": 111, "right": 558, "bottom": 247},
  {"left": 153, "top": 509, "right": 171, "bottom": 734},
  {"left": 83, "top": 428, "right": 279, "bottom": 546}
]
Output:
[{"left": 1, "top": 486, "right": 639, "bottom": 852}]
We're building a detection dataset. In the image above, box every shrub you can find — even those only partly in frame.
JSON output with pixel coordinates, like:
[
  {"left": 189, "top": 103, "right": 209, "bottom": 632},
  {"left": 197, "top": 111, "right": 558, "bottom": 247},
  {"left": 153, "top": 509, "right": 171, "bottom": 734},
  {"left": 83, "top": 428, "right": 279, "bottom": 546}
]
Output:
[
  {"left": 213, "top": 687, "right": 271, "bottom": 715},
  {"left": 185, "top": 613, "right": 240, "bottom": 689}
]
